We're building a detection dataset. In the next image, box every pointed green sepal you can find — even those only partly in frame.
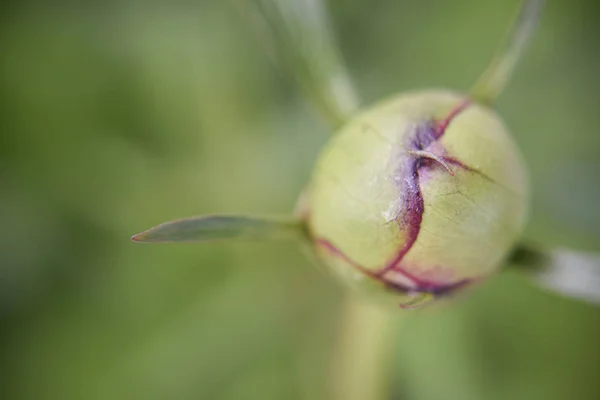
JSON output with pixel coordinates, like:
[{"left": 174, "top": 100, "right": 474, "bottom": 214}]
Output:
[
  {"left": 507, "top": 243, "right": 600, "bottom": 306},
  {"left": 398, "top": 293, "right": 435, "bottom": 310},
  {"left": 470, "top": 0, "right": 544, "bottom": 104},
  {"left": 131, "top": 214, "right": 304, "bottom": 243}
]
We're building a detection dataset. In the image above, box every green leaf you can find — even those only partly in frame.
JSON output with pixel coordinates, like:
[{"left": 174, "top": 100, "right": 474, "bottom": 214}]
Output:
[
  {"left": 131, "top": 214, "right": 304, "bottom": 243},
  {"left": 470, "top": 0, "right": 544, "bottom": 104},
  {"left": 238, "top": 0, "right": 360, "bottom": 127},
  {"left": 507, "top": 243, "right": 600, "bottom": 306}
]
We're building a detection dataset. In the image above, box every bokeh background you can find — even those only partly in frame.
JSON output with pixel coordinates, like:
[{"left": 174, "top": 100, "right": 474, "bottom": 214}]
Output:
[{"left": 2, "top": 0, "right": 600, "bottom": 399}]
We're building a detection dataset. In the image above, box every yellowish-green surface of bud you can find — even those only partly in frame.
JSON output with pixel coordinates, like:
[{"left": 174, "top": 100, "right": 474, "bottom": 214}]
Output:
[{"left": 306, "top": 90, "right": 529, "bottom": 308}]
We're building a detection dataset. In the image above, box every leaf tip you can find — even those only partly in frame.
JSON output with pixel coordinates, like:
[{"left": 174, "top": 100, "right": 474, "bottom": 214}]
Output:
[{"left": 130, "top": 231, "right": 149, "bottom": 242}]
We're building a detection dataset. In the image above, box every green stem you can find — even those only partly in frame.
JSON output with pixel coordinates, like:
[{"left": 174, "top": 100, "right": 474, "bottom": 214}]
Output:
[
  {"left": 330, "top": 297, "right": 402, "bottom": 400},
  {"left": 470, "top": 0, "right": 544, "bottom": 104},
  {"left": 238, "top": 0, "right": 360, "bottom": 128},
  {"left": 507, "top": 244, "right": 600, "bottom": 306}
]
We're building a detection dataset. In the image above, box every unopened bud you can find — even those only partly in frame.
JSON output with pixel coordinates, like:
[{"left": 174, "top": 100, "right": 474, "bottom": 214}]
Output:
[{"left": 306, "top": 90, "right": 528, "bottom": 308}]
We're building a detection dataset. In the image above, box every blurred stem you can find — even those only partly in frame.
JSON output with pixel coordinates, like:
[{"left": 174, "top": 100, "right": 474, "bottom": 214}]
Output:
[
  {"left": 331, "top": 297, "right": 400, "bottom": 400},
  {"left": 238, "top": 0, "right": 360, "bottom": 128},
  {"left": 507, "top": 243, "right": 600, "bottom": 306},
  {"left": 470, "top": 0, "right": 544, "bottom": 104}
]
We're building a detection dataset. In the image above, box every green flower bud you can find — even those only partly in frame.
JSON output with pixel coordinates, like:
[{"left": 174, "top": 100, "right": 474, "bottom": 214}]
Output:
[
  {"left": 134, "top": 0, "right": 580, "bottom": 311},
  {"left": 305, "top": 90, "right": 528, "bottom": 308}
]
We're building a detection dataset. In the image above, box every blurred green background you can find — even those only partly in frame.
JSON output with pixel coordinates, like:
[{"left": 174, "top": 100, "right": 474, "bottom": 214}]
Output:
[{"left": 2, "top": 1, "right": 600, "bottom": 399}]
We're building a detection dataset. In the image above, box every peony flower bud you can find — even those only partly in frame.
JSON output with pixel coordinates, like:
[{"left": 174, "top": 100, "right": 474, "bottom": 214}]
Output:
[
  {"left": 305, "top": 90, "right": 528, "bottom": 308},
  {"left": 133, "top": 0, "right": 600, "bottom": 311}
]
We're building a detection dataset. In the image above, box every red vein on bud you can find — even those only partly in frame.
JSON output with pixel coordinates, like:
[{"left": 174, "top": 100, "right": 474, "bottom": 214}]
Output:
[
  {"left": 315, "top": 238, "right": 371, "bottom": 276},
  {"left": 314, "top": 100, "right": 476, "bottom": 301},
  {"left": 374, "top": 162, "right": 424, "bottom": 277},
  {"left": 315, "top": 238, "right": 419, "bottom": 293},
  {"left": 434, "top": 99, "right": 471, "bottom": 139},
  {"left": 316, "top": 237, "right": 470, "bottom": 296},
  {"left": 441, "top": 156, "right": 522, "bottom": 200},
  {"left": 374, "top": 101, "right": 472, "bottom": 278}
]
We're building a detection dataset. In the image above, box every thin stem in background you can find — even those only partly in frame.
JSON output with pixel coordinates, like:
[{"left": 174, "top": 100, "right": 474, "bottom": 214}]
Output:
[
  {"left": 508, "top": 244, "right": 600, "bottom": 306},
  {"left": 238, "top": 0, "right": 360, "bottom": 128},
  {"left": 470, "top": 0, "right": 544, "bottom": 105}
]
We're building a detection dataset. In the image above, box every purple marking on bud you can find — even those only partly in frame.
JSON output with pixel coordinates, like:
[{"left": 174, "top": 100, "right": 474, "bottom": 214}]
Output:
[
  {"left": 373, "top": 101, "right": 472, "bottom": 280},
  {"left": 373, "top": 161, "right": 424, "bottom": 277},
  {"left": 316, "top": 238, "right": 471, "bottom": 296},
  {"left": 412, "top": 122, "right": 438, "bottom": 150},
  {"left": 314, "top": 100, "right": 476, "bottom": 302}
]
